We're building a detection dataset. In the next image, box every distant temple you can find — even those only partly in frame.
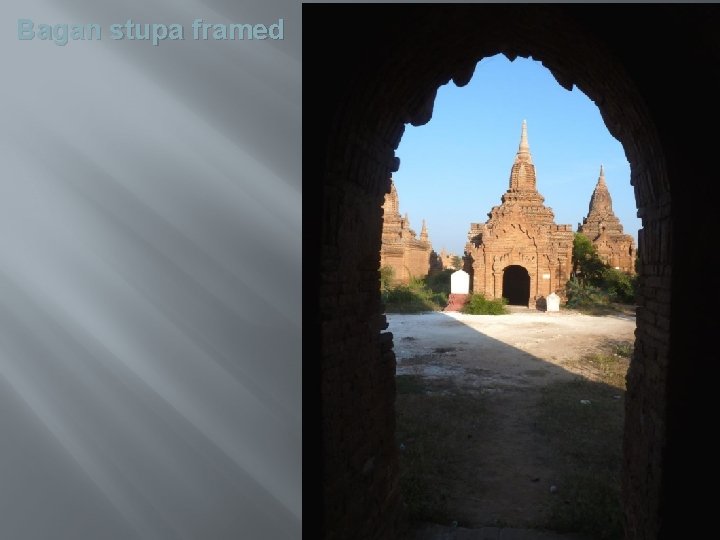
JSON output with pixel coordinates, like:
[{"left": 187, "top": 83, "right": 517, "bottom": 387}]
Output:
[
  {"left": 578, "top": 165, "right": 636, "bottom": 273},
  {"left": 380, "top": 180, "right": 439, "bottom": 283},
  {"left": 464, "top": 121, "right": 574, "bottom": 307},
  {"left": 438, "top": 248, "right": 461, "bottom": 270}
]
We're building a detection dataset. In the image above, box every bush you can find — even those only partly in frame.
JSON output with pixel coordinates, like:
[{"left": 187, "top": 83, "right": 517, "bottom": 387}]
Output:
[
  {"left": 568, "top": 233, "right": 637, "bottom": 307},
  {"left": 424, "top": 268, "right": 453, "bottom": 296},
  {"left": 460, "top": 293, "right": 508, "bottom": 315},
  {"left": 382, "top": 274, "right": 449, "bottom": 313},
  {"left": 601, "top": 268, "right": 636, "bottom": 304},
  {"left": 384, "top": 285, "right": 418, "bottom": 304},
  {"left": 565, "top": 277, "right": 609, "bottom": 308},
  {"left": 380, "top": 266, "right": 395, "bottom": 292}
]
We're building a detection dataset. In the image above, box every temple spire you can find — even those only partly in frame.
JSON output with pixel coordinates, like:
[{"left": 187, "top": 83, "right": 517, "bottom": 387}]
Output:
[
  {"left": 516, "top": 119, "right": 533, "bottom": 164},
  {"left": 588, "top": 165, "right": 613, "bottom": 214},
  {"left": 383, "top": 178, "right": 400, "bottom": 215},
  {"left": 578, "top": 165, "right": 635, "bottom": 274},
  {"left": 420, "top": 219, "right": 428, "bottom": 241},
  {"left": 507, "top": 120, "right": 538, "bottom": 192}
]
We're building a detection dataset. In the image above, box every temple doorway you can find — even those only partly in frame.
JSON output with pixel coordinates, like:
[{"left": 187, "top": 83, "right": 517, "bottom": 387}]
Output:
[{"left": 502, "top": 265, "right": 530, "bottom": 305}]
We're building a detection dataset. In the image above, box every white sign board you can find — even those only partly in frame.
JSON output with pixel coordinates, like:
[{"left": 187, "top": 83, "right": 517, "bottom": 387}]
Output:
[
  {"left": 450, "top": 270, "right": 470, "bottom": 294},
  {"left": 546, "top": 292, "right": 560, "bottom": 312}
]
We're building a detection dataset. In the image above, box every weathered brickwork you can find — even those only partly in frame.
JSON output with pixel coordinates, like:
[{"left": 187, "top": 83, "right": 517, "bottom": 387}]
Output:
[
  {"left": 579, "top": 166, "right": 637, "bottom": 273},
  {"left": 309, "top": 5, "right": 718, "bottom": 539},
  {"left": 464, "top": 121, "right": 574, "bottom": 307},
  {"left": 380, "top": 181, "right": 437, "bottom": 283}
]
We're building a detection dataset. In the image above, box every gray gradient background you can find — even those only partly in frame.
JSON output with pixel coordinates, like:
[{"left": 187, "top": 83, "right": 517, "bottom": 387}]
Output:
[{"left": 1, "top": 1, "right": 300, "bottom": 538}]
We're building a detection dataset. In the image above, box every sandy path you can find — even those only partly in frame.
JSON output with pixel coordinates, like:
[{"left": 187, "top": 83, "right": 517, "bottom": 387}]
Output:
[
  {"left": 388, "top": 309, "right": 636, "bottom": 528},
  {"left": 391, "top": 309, "right": 635, "bottom": 390}
]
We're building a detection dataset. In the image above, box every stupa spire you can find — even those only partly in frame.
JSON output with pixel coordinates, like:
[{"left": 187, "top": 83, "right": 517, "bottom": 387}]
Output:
[
  {"left": 517, "top": 119, "right": 532, "bottom": 162},
  {"left": 589, "top": 165, "right": 612, "bottom": 214},
  {"left": 508, "top": 120, "right": 537, "bottom": 192},
  {"left": 420, "top": 219, "right": 428, "bottom": 241}
]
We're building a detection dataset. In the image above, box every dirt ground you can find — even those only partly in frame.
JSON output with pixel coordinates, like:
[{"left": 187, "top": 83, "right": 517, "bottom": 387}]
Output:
[{"left": 389, "top": 307, "right": 636, "bottom": 529}]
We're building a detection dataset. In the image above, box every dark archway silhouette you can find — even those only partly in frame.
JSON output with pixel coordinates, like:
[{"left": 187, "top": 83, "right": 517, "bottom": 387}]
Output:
[
  {"left": 502, "top": 265, "right": 530, "bottom": 306},
  {"left": 307, "top": 5, "right": 719, "bottom": 539}
]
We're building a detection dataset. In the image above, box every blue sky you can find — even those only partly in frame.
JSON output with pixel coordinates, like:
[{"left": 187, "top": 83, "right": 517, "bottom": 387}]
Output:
[{"left": 391, "top": 54, "right": 640, "bottom": 256}]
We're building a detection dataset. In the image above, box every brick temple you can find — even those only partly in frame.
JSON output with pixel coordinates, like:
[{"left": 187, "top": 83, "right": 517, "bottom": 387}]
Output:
[
  {"left": 380, "top": 180, "right": 438, "bottom": 283},
  {"left": 437, "top": 248, "right": 461, "bottom": 270},
  {"left": 464, "top": 121, "right": 574, "bottom": 307},
  {"left": 579, "top": 165, "right": 637, "bottom": 273}
]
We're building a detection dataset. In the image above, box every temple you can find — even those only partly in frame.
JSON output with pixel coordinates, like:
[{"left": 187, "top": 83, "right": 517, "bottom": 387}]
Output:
[
  {"left": 464, "top": 121, "right": 574, "bottom": 307},
  {"left": 380, "top": 180, "right": 439, "bottom": 283},
  {"left": 578, "top": 165, "right": 637, "bottom": 273},
  {"left": 437, "top": 248, "right": 461, "bottom": 270}
]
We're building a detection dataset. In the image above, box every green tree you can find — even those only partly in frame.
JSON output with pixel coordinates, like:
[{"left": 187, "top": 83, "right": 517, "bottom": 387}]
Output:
[
  {"left": 567, "top": 233, "right": 637, "bottom": 307},
  {"left": 451, "top": 255, "right": 463, "bottom": 270},
  {"left": 380, "top": 266, "right": 395, "bottom": 292},
  {"left": 572, "top": 233, "right": 606, "bottom": 285},
  {"left": 601, "top": 267, "right": 637, "bottom": 304},
  {"left": 424, "top": 268, "right": 453, "bottom": 296}
]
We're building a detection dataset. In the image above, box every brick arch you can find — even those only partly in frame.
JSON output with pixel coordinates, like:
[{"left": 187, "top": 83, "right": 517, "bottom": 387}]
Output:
[
  {"left": 309, "top": 5, "right": 708, "bottom": 539},
  {"left": 500, "top": 262, "right": 532, "bottom": 274}
]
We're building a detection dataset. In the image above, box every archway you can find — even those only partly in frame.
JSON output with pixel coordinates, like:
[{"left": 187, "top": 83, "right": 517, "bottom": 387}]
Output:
[
  {"left": 304, "top": 5, "right": 705, "bottom": 539},
  {"left": 502, "top": 265, "right": 530, "bottom": 306}
]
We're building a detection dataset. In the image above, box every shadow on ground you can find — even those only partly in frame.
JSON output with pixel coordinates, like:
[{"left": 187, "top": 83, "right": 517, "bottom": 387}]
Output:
[{"left": 388, "top": 311, "right": 633, "bottom": 540}]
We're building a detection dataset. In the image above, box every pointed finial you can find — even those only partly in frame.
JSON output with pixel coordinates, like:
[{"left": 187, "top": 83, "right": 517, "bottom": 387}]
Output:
[
  {"left": 519, "top": 120, "right": 529, "bottom": 152},
  {"left": 598, "top": 164, "right": 606, "bottom": 185},
  {"left": 515, "top": 119, "right": 532, "bottom": 164}
]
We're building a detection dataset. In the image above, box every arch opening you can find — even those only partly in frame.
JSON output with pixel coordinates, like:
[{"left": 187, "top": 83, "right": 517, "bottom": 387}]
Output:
[
  {"left": 381, "top": 56, "right": 638, "bottom": 534},
  {"left": 502, "top": 265, "right": 530, "bottom": 306}
]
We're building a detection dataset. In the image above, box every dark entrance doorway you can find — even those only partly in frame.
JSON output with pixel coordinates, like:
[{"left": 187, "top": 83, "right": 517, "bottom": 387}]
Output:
[{"left": 502, "top": 265, "right": 530, "bottom": 305}]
